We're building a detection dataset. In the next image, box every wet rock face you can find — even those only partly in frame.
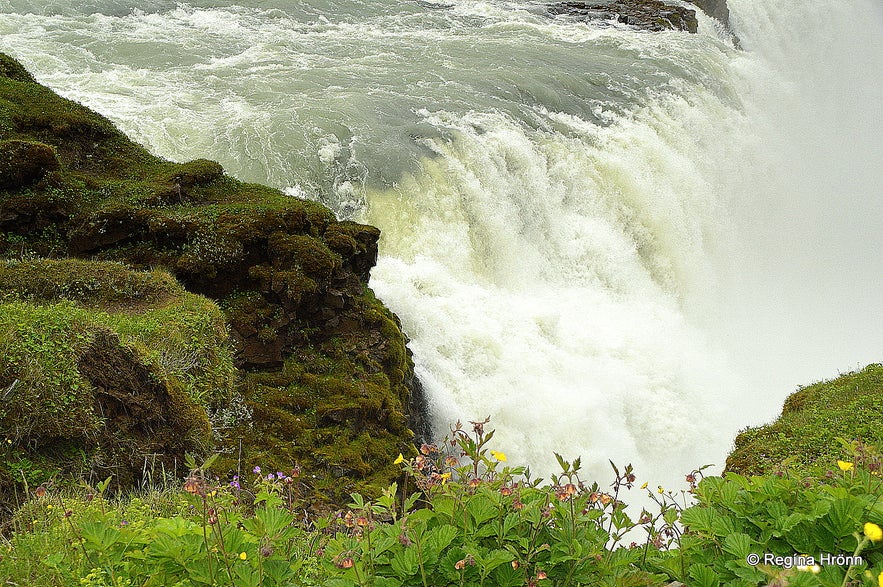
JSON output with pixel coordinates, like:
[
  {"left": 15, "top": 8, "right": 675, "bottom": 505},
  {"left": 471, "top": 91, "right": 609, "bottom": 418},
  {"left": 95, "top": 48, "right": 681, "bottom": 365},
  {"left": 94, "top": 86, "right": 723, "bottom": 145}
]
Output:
[
  {"left": 690, "top": 0, "right": 730, "bottom": 26},
  {"left": 549, "top": 0, "right": 699, "bottom": 33}
]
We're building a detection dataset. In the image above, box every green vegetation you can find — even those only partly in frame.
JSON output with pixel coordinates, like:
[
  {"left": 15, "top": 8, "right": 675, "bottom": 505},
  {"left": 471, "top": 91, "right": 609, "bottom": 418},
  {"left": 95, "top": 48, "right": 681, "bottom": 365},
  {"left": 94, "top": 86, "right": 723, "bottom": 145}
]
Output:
[
  {"left": 0, "top": 258, "right": 234, "bottom": 498},
  {"left": 0, "top": 51, "right": 419, "bottom": 508},
  {"left": 0, "top": 423, "right": 881, "bottom": 586},
  {"left": 727, "top": 364, "right": 883, "bottom": 477}
]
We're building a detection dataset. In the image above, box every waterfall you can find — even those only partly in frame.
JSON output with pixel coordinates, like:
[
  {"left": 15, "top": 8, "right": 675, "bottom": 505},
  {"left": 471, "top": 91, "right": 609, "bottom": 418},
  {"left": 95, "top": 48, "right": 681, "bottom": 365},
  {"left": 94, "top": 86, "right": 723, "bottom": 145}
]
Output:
[{"left": 0, "top": 0, "right": 879, "bottom": 486}]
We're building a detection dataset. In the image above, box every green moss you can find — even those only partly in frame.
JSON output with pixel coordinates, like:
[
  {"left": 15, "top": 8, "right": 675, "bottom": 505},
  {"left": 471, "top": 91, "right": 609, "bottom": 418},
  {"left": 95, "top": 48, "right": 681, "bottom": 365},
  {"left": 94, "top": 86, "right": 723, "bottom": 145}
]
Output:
[
  {"left": 0, "top": 140, "right": 60, "bottom": 189},
  {"left": 0, "top": 258, "right": 179, "bottom": 308},
  {"left": 726, "top": 364, "right": 883, "bottom": 476},
  {"left": 0, "top": 53, "right": 420, "bottom": 510}
]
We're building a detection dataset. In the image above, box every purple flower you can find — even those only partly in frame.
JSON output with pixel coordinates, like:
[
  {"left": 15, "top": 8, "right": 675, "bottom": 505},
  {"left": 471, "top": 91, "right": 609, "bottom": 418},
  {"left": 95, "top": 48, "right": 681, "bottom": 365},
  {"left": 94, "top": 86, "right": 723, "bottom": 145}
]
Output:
[
  {"left": 276, "top": 471, "right": 285, "bottom": 480},
  {"left": 253, "top": 466, "right": 261, "bottom": 474},
  {"left": 266, "top": 473, "right": 275, "bottom": 481}
]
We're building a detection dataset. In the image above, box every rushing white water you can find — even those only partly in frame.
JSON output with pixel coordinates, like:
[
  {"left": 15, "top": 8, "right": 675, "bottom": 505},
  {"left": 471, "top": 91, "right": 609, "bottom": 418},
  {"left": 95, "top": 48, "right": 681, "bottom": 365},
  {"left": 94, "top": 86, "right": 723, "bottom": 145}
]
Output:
[{"left": 1, "top": 0, "right": 880, "bottom": 488}]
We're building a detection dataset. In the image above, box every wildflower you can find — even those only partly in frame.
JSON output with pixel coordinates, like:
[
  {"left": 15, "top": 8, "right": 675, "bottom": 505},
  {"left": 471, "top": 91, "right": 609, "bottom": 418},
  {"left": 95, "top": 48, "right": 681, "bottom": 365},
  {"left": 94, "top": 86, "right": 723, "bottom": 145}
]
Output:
[
  {"left": 260, "top": 545, "right": 273, "bottom": 557},
  {"left": 599, "top": 493, "right": 612, "bottom": 506},
  {"left": 455, "top": 559, "right": 466, "bottom": 570},
  {"left": 490, "top": 450, "right": 507, "bottom": 462},
  {"left": 34, "top": 486, "right": 47, "bottom": 498},
  {"left": 537, "top": 571, "right": 547, "bottom": 580},
  {"left": 511, "top": 561, "right": 520, "bottom": 569},
  {"left": 394, "top": 453, "right": 405, "bottom": 465},
  {"left": 239, "top": 552, "right": 248, "bottom": 560},
  {"left": 398, "top": 533, "right": 412, "bottom": 546},
  {"left": 640, "top": 482, "right": 648, "bottom": 490},
  {"left": 266, "top": 473, "right": 275, "bottom": 481},
  {"left": 276, "top": 471, "right": 285, "bottom": 479},
  {"left": 439, "top": 472, "right": 451, "bottom": 484},
  {"left": 46, "top": 504, "right": 53, "bottom": 510},
  {"left": 864, "top": 522, "right": 883, "bottom": 542},
  {"left": 657, "top": 486, "right": 664, "bottom": 494},
  {"left": 838, "top": 460, "right": 854, "bottom": 471},
  {"left": 500, "top": 486, "right": 513, "bottom": 496},
  {"left": 253, "top": 466, "right": 261, "bottom": 474},
  {"left": 879, "top": 571, "right": 883, "bottom": 587},
  {"left": 445, "top": 456, "right": 459, "bottom": 468},
  {"left": 468, "top": 478, "right": 481, "bottom": 488},
  {"left": 414, "top": 455, "right": 427, "bottom": 471},
  {"left": 183, "top": 476, "right": 202, "bottom": 495},
  {"left": 290, "top": 465, "right": 301, "bottom": 478}
]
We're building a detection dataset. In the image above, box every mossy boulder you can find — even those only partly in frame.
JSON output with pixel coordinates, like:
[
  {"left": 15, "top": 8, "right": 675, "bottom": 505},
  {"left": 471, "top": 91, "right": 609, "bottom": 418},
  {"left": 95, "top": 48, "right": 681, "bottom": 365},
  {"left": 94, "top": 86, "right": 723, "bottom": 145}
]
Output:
[
  {"left": 726, "top": 364, "right": 883, "bottom": 477},
  {"left": 0, "top": 259, "right": 234, "bottom": 506},
  {"left": 0, "top": 53, "right": 424, "bottom": 510}
]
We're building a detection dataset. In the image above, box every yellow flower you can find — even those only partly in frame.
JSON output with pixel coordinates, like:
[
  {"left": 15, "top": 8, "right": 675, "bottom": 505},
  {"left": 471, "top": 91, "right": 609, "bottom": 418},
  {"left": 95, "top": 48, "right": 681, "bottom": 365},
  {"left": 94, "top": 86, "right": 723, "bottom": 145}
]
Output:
[
  {"left": 640, "top": 482, "right": 648, "bottom": 490},
  {"left": 394, "top": 453, "right": 405, "bottom": 465},
  {"left": 439, "top": 473, "right": 451, "bottom": 485},
  {"left": 239, "top": 552, "right": 248, "bottom": 560},
  {"left": 657, "top": 486, "right": 664, "bottom": 494},
  {"left": 864, "top": 522, "right": 883, "bottom": 543},
  {"left": 490, "top": 450, "right": 507, "bottom": 462},
  {"left": 46, "top": 504, "right": 53, "bottom": 510},
  {"left": 878, "top": 571, "right": 883, "bottom": 587},
  {"left": 837, "top": 460, "right": 854, "bottom": 471}
]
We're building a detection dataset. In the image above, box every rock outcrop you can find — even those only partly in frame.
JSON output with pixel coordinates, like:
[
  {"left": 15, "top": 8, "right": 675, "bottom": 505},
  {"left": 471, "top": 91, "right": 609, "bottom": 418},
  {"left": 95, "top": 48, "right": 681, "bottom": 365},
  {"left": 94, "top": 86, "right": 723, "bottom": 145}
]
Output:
[
  {"left": 0, "top": 53, "right": 425, "bottom": 510},
  {"left": 549, "top": 0, "right": 699, "bottom": 33},
  {"left": 690, "top": 0, "right": 730, "bottom": 28}
]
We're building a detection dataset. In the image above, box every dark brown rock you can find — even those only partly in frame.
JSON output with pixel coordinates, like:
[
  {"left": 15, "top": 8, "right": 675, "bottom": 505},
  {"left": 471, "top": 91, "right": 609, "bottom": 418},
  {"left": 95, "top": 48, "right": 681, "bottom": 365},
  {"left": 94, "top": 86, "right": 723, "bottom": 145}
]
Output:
[{"left": 549, "top": 0, "right": 699, "bottom": 33}]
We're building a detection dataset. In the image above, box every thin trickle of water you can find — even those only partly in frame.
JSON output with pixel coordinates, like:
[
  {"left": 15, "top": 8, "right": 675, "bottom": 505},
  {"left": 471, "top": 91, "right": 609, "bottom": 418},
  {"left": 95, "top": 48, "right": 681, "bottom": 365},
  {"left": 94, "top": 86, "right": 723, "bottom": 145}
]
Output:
[{"left": 0, "top": 0, "right": 879, "bottom": 487}]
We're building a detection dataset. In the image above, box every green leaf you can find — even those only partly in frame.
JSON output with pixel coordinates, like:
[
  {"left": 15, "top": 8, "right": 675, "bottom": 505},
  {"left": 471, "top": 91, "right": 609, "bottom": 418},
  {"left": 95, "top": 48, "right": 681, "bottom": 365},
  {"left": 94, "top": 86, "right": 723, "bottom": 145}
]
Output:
[
  {"left": 491, "top": 561, "right": 524, "bottom": 587},
  {"left": 502, "top": 512, "right": 521, "bottom": 536},
  {"left": 477, "top": 549, "right": 514, "bottom": 574},
  {"left": 467, "top": 496, "right": 498, "bottom": 527},
  {"left": 688, "top": 563, "right": 720, "bottom": 587},
  {"left": 722, "top": 533, "right": 754, "bottom": 559},
  {"left": 390, "top": 547, "right": 420, "bottom": 578},
  {"left": 428, "top": 524, "right": 459, "bottom": 554},
  {"left": 772, "top": 512, "right": 804, "bottom": 537},
  {"left": 821, "top": 497, "right": 863, "bottom": 538},
  {"left": 80, "top": 521, "right": 122, "bottom": 551},
  {"left": 680, "top": 507, "right": 721, "bottom": 536}
]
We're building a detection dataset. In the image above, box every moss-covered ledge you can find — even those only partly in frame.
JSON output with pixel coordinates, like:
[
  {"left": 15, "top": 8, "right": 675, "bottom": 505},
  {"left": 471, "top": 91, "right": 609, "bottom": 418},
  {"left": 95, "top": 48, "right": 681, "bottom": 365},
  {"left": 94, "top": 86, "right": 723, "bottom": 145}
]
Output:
[
  {"left": 0, "top": 259, "right": 231, "bottom": 498},
  {"left": 0, "top": 52, "right": 426, "bottom": 510},
  {"left": 726, "top": 364, "right": 883, "bottom": 477}
]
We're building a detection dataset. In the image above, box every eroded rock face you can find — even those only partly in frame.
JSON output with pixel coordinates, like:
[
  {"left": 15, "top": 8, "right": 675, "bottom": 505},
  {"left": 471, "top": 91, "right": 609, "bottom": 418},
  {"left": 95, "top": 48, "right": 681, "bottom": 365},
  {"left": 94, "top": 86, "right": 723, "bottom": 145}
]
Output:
[
  {"left": 549, "top": 0, "right": 699, "bottom": 33},
  {"left": 0, "top": 53, "right": 425, "bottom": 507},
  {"left": 690, "top": 0, "right": 730, "bottom": 27}
]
